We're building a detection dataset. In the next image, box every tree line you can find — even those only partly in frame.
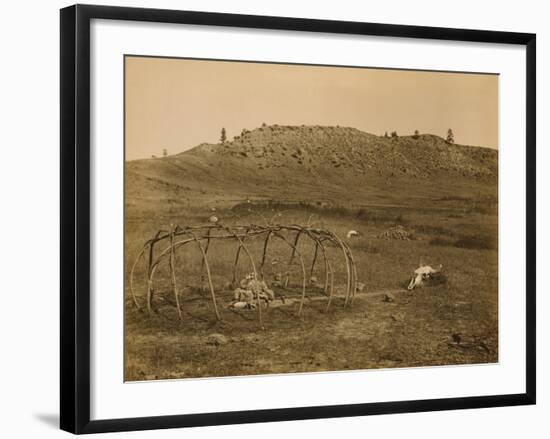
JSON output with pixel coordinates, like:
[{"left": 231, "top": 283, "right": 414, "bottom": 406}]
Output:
[{"left": 384, "top": 128, "right": 455, "bottom": 143}]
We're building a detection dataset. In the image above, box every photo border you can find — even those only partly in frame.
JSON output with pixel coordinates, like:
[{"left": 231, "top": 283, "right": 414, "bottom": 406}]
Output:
[{"left": 60, "top": 4, "right": 536, "bottom": 434}]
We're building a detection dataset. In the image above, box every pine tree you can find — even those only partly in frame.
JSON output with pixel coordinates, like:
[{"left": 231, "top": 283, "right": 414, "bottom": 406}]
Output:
[
  {"left": 446, "top": 128, "right": 454, "bottom": 144},
  {"left": 220, "top": 127, "right": 227, "bottom": 144}
]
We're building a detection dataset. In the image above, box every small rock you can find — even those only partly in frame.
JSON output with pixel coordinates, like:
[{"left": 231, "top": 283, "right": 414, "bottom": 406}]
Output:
[
  {"left": 383, "top": 293, "right": 396, "bottom": 303},
  {"left": 206, "top": 333, "right": 228, "bottom": 346},
  {"left": 478, "top": 342, "right": 490, "bottom": 353},
  {"left": 233, "top": 288, "right": 254, "bottom": 302},
  {"left": 390, "top": 313, "right": 404, "bottom": 322},
  {"left": 232, "top": 301, "right": 255, "bottom": 309}
]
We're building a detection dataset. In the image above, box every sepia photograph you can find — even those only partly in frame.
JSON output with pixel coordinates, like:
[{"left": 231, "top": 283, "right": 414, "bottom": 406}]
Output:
[{"left": 124, "top": 55, "right": 499, "bottom": 382}]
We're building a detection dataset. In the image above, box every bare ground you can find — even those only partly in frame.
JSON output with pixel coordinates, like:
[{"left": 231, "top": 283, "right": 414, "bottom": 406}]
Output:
[{"left": 125, "top": 277, "right": 497, "bottom": 381}]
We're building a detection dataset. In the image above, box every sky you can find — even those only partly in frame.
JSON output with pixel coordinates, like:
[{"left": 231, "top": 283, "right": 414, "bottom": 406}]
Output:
[{"left": 125, "top": 56, "right": 498, "bottom": 160}]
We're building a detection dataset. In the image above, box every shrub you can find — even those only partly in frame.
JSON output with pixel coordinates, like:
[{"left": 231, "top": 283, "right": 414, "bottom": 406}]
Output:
[
  {"left": 415, "top": 224, "right": 455, "bottom": 237},
  {"left": 356, "top": 208, "right": 406, "bottom": 224},
  {"left": 454, "top": 234, "right": 496, "bottom": 250},
  {"left": 395, "top": 214, "right": 405, "bottom": 224},
  {"left": 429, "top": 233, "right": 496, "bottom": 250},
  {"left": 429, "top": 237, "right": 454, "bottom": 247},
  {"left": 446, "top": 128, "right": 455, "bottom": 144},
  {"left": 355, "top": 242, "right": 380, "bottom": 254}
]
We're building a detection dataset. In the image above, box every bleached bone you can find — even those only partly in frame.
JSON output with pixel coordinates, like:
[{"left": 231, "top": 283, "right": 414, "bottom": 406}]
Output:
[{"left": 407, "top": 264, "right": 443, "bottom": 290}]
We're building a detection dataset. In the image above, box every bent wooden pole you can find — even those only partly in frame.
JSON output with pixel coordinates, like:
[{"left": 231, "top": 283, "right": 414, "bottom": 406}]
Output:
[
  {"left": 145, "top": 230, "right": 167, "bottom": 314},
  {"left": 324, "top": 232, "right": 352, "bottom": 308},
  {"left": 310, "top": 241, "right": 319, "bottom": 278},
  {"left": 285, "top": 228, "right": 305, "bottom": 287},
  {"left": 311, "top": 235, "right": 337, "bottom": 311},
  {"left": 324, "top": 261, "right": 335, "bottom": 313},
  {"left": 341, "top": 241, "right": 358, "bottom": 305},
  {"left": 200, "top": 228, "right": 212, "bottom": 286},
  {"left": 272, "top": 232, "right": 307, "bottom": 316},
  {"left": 169, "top": 232, "right": 182, "bottom": 320},
  {"left": 338, "top": 240, "right": 357, "bottom": 304},
  {"left": 146, "top": 241, "right": 155, "bottom": 314},
  {"left": 259, "top": 230, "right": 273, "bottom": 279},
  {"left": 320, "top": 243, "right": 330, "bottom": 294},
  {"left": 188, "top": 231, "right": 220, "bottom": 321},
  {"left": 336, "top": 238, "right": 353, "bottom": 307},
  {"left": 231, "top": 227, "right": 250, "bottom": 285},
  {"left": 129, "top": 246, "right": 146, "bottom": 310},
  {"left": 304, "top": 231, "right": 330, "bottom": 294}
]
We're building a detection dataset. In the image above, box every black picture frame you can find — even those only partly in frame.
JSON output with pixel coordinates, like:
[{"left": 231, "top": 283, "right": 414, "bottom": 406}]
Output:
[{"left": 60, "top": 4, "right": 536, "bottom": 434}]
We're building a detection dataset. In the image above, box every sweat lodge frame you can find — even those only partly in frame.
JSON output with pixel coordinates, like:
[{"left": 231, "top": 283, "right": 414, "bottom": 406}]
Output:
[
  {"left": 130, "top": 223, "right": 358, "bottom": 325},
  {"left": 60, "top": 4, "right": 536, "bottom": 434}
]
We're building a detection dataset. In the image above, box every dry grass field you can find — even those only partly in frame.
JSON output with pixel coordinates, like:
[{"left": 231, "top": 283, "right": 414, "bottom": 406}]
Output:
[{"left": 124, "top": 125, "right": 498, "bottom": 381}]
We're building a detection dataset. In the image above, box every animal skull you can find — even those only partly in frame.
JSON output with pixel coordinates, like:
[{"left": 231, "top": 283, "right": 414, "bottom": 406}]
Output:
[
  {"left": 407, "top": 264, "right": 443, "bottom": 290},
  {"left": 346, "top": 230, "right": 359, "bottom": 239}
]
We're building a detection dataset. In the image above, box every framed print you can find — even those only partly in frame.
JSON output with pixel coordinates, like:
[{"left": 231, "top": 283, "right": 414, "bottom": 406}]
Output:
[{"left": 60, "top": 4, "right": 536, "bottom": 434}]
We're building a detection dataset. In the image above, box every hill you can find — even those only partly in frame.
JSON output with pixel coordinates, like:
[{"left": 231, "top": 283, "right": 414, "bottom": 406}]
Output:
[{"left": 125, "top": 125, "right": 498, "bottom": 214}]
